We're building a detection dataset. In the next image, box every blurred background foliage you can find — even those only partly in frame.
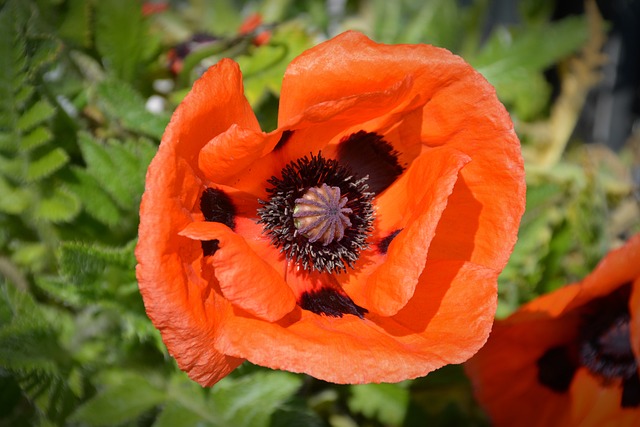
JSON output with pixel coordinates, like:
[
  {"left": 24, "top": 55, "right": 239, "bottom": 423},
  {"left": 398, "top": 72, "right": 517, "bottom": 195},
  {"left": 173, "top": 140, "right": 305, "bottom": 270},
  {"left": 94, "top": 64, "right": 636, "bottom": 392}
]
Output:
[{"left": 0, "top": 0, "right": 639, "bottom": 425}]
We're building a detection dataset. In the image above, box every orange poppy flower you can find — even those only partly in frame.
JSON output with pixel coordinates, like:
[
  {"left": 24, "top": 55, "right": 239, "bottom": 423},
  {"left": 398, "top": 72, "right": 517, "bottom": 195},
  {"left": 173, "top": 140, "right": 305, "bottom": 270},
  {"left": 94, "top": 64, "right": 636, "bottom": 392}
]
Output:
[
  {"left": 135, "top": 31, "right": 525, "bottom": 386},
  {"left": 465, "top": 234, "right": 640, "bottom": 427}
]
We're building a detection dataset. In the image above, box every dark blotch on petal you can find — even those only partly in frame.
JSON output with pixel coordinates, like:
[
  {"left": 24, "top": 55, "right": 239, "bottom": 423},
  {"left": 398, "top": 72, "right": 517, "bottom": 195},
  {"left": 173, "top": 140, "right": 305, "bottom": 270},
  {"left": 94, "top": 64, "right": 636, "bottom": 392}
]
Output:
[
  {"left": 273, "top": 130, "right": 294, "bottom": 151},
  {"left": 201, "top": 239, "right": 220, "bottom": 257},
  {"left": 578, "top": 284, "right": 636, "bottom": 381},
  {"left": 378, "top": 229, "right": 402, "bottom": 254},
  {"left": 622, "top": 373, "right": 640, "bottom": 408},
  {"left": 201, "top": 188, "right": 236, "bottom": 229},
  {"left": 536, "top": 346, "right": 577, "bottom": 393},
  {"left": 299, "top": 288, "right": 368, "bottom": 318},
  {"left": 337, "top": 131, "right": 404, "bottom": 195}
]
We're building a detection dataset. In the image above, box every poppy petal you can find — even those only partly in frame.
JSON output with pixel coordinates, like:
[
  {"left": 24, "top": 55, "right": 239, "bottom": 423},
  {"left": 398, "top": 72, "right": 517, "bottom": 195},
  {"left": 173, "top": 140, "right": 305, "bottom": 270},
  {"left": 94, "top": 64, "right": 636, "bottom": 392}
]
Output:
[
  {"left": 278, "top": 31, "right": 525, "bottom": 272},
  {"left": 273, "top": 77, "right": 416, "bottom": 167},
  {"left": 631, "top": 280, "right": 640, "bottom": 363},
  {"left": 571, "top": 234, "right": 640, "bottom": 308},
  {"left": 570, "top": 369, "right": 639, "bottom": 427},
  {"left": 466, "top": 234, "right": 640, "bottom": 427},
  {"left": 138, "top": 31, "right": 526, "bottom": 388},
  {"left": 198, "top": 124, "right": 268, "bottom": 185},
  {"left": 213, "top": 259, "right": 496, "bottom": 384},
  {"left": 166, "top": 59, "right": 261, "bottom": 163},
  {"left": 343, "top": 146, "right": 471, "bottom": 316},
  {"left": 179, "top": 221, "right": 296, "bottom": 322}
]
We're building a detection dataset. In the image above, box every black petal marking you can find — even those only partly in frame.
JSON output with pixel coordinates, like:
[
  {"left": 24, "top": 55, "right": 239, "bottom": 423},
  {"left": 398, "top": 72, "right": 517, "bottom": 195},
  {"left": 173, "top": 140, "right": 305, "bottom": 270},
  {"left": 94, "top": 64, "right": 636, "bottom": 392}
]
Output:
[
  {"left": 200, "top": 188, "right": 236, "bottom": 256},
  {"left": 378, "top": 229, "right": 402, "bottom": 254},
  {"left": 536, "top": 346, "right": 577, "bottom": 393},
  {"left": 578, "top": 284, "right": 636, "bottom": 381},
  {"left": 622, "top": 373, "right": 640, "bottom": 408},
  {"left": 201, "top": 188, "right": 236, "bottom": 229},
  {"left": 299, "top": 288, "right": 368, "bottom": 318},
  {"left": 274, "top": 130, "right": 294, "bottom": 151},
  {"left": 201, "top": 239, "right": 220, "bottom": 257},
  {"left": 336, "top": 131, "right": 404, "bottom": 195}
]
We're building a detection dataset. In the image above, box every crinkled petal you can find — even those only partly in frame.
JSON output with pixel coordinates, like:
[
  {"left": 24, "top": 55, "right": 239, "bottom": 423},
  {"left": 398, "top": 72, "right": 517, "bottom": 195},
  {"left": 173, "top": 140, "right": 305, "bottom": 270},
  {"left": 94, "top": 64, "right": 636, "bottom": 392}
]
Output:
[
  {"left": 179, "top": 221, "right": 296, "bottom": 322},
  {"left": 279, "top": 31, "right": 525, "bottom": 273},
  {"left": 136, "top": 58, "right": 260, "bottom": 386},
  {"left": 343, "top": 146, "right": 471, "bottom": 316},
  {"left": 214, "top": 260, "right": 496, "bottom": 384},
  {"left": 198, "top": 124, "right": 268, "bottom": 186}
]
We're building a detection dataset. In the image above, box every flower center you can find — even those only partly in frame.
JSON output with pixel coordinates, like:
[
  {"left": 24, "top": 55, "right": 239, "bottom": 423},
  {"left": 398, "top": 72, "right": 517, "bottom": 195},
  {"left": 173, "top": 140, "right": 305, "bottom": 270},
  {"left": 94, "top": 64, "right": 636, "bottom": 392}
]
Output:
[
  {"left": 579, "top": 313, "right": 636, "bottom": 381},
  {"left": 257, "top": 153, "right": 374, "bottom": 273},
  {"left": 536, "top": 284, "right": 640, "bottom": 407},
  {"left": 293, "top": 184, "right": 352, "bottom": 246}
]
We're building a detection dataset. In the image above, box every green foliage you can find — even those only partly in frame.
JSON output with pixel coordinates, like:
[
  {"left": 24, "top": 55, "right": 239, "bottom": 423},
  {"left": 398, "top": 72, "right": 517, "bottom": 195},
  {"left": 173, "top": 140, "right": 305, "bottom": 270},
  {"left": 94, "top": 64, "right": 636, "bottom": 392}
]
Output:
[
  {"left": 94, "top": 0, "right": 161, "bottom": 83},
  {"left": 237, "top": 22, "right": 313, "bottom": 108},
  {"left": 470, "top": 15, "right": 588, "bottom": 119},
  {"left": 69, "top": 371, "right": 167, "bottom": 426},
  {"left": 1, "top": 0, "right": 638, "bottom": 426},
  {"left": 348, "top": 383, "right": 409, "bottom": 426},
  {"left": 96, "top": 79, "right": 170, "bottom": 139}
]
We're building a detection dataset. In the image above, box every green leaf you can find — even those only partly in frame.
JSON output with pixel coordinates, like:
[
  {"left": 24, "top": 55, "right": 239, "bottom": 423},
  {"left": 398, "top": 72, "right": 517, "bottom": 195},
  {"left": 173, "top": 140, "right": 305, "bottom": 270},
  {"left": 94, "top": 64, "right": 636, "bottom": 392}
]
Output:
[
  {"left": 0, "top": 283, "right": 61, "bottom": 374},
  {"left": 26, "top": 147, "right": 69, "bottom": 182},
  {"left": 471, "top": 15, "right": 588, "bottom": 119},
  {"left": 0, "top": 1, "right": 28, "bottom": 131},
  {"left": 211, "top": 370, "right": 303, "bottom": 427},
  {"left": 237, "top": 22, "right": 313, "bottom": 108},
  {"left": 472, "top": 16, "right": 588, "bottom": 79},
  {"left": 348, "top": 383, "right": 410, "bottom": 427},
  {"left": 57, "top": 0, "right": 93, "bottom": 47},
  {"left": 34, "top": 187, "right": 81, "bottom": 223},
  {"left": 96, "top": 79, "right": 170, "bottom": 139},
  {"left": 58, "top": 240, "right": 136, "bottom": 286},
  {"left": 17, "top": 100, "right": 56, "bottom": 133},
  {"left": 20, "top": 126, "right": 53, "bottom": 151},
  {"left": 67, "top": 166, "right": 122, "bottom": 226},
  {"left": 94, "top": 0, "right": 159, "bottom": 82},
  {"left": 77, "top": 132, "right": 151, "bottom": 209},
  {"left": 154, "top": 403, "right": 215, "bottom": 427},
  {"left": 69, "top": 371, "right": 166, "bottom": 426},
  {"left": 25, "top": 35, "right": 62, "bottom": 78},
  {"left": 0, "top": 175, "right": 30, "bottom": 214}
]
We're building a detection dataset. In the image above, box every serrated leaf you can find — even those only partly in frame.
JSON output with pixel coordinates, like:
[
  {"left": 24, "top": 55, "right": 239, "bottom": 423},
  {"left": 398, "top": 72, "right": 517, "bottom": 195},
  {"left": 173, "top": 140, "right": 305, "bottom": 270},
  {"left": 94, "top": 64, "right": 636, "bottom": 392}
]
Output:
[
  {"left": 17, "top": 100, "right": 56, "bottom": 132},
  {"left": 211, "top": 371, "right": 302, "bottom": 427},
  {"left": 20, "top": 126, "right": 52, "bottom": 151},
  {"left": 67, "top": 166, "right": 122, "bottom": 226},
  {"left": 348, "top": 383, "right": 409, "bottom": 427},
  {"left": 34, "top": 276, "right": 83, "bottom": 307},
  {"left": 57, "top": 0, "right": 92, "bottom": 47},
  {"left": 0, "top": 1, "right": 28, "bottom": 130},
  {"left": 26, "top": 147, "right": 69, "bottom": 182},
  {"left": 77, "top": 133, "right": 155, "bottom": 209},
  {"left": 11, "top": 242, "right": 49, "bottom": 271},
  {"left": 69, "top": 372, "right": 166, "bottom": 426},
  {"left": 0, "top": 283, "right": 64, "bottom": 375},
  {"left": 96, "top": 79, "right": 170, "bottom": 139},
  {"left": 15, "top": 85, "right": 34, "bottom": 110},
  {"left": 34, "top": 187, "right": 81, "bottom": 223},
  {"left": 26, "top": 35, "right": 62, "bottom": 77},
  {"left": 0, "top": 175, "right": 30, "bottom": 214},
  {"left": 95, "top": 0, "right": 159, "bottom": 82},
  {"left": 58, "top": 241, "right": 136, "bottom": 286}
]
